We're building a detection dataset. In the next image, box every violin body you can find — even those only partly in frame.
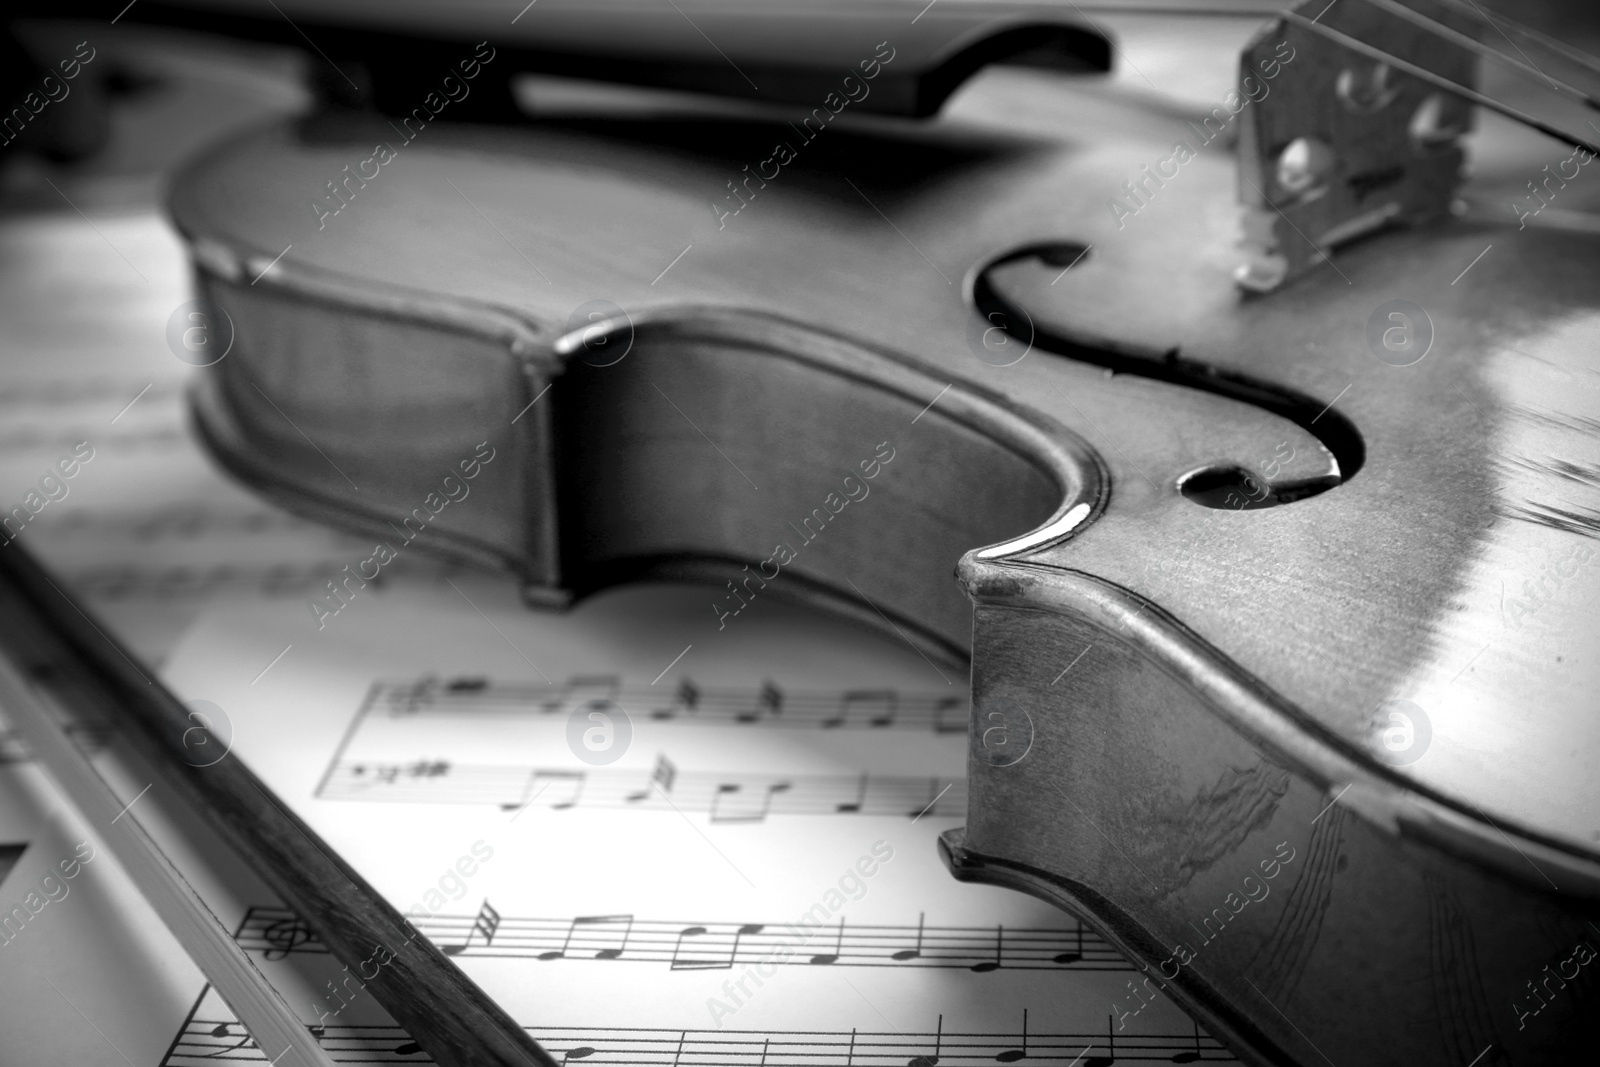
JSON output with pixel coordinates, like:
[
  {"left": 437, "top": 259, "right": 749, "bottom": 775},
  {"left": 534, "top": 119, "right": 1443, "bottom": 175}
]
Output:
[{"left": 167, "top": 23, "right": 1600, "bottom": 1065}]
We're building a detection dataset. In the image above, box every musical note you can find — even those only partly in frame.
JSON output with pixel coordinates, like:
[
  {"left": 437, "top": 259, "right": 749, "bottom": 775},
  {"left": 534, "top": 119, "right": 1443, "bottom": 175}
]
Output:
[
  {"left": 651, "top": 678, "right": 700, "bottom": 720},
  {"left": 908, "top": 1014, "right": 942, "bottom": 1067},
  {"left": 710, "top": 779, "right": 792, "bottom": 823},
  {"left": 170, "top": 1001, "right": 1238, "bottom": 1064},
  {"left": 832, "top": 689, "right": 897, "bottom": 728},
  {"left": 445, "top": 900, "right": 502, "bottom": 956},
  {"left": 237, "top": 905, "right": 1115, "bottom": 972},
  {"left": 1171, "top": 1021, "right": 1203, "bottom": 1063},
  {"left": 995, "top": 1009, "right": 1027, "bottom": 1062},
  {"left": 972, "top": 926, "right": 1002, "bottom": 973},
  {"left": 629, "top": 755, "right": 677, "bottom": 802},
  {"left": 365, "top": 676, "right": 968, "bottom": 732},
  {"left": 669, "top": 925, "right": 710, "bottom": 969},
  {"left": 653, "top": 755, "right": 677, "bottom": 793},
  {"left": 1053, "top": 924, "right": 1084, "bottom": 965},
  {"left": 808, "top": 919, "right": 845, "bottom": 965},
  {"left": 502, "top": 769, "right": 585, "bottom": 811},
  {"left": 736, "top": 680, "right": 783, "bottom": 722},
  {"left": 537, "top": 914, "right": 635, "bottom": 961},
  {"left": 325, "top": 762, "right": 971, "bottom": 818},
  {"left": 566, "top": 675, "right": 621, "bottom": 710},
  {"left": 387, "top": 675, "right": 439, "bottom": 715},
  {"left": 535, "top": 770, "right": 586, "bottom": 810},
  {"left": 199, "top": 1022, "right": 252, "bottom": 1059},
  {"left": 1084, "top": 1015, "right": 1115, "bottom": 1067},
  {"left": 260, "top": 915, "right": 317, "bottom": 960},
  {"left": 668, "top": 922, "right": 764, "bottom": 969},
  {"left": 836, "top": 773, "right": 868, "bottom": 814},
  {"left": 891, "top": 913, "right": 924, "bottom": 961},
  {"left": 531, "top": 675, "right": 619, "bottom": 716}
]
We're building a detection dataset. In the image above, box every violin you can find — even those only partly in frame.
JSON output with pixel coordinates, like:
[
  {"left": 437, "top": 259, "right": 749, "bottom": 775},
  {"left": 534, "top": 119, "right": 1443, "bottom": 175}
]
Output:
[{"left": 81, "top": 0, "right": 1600, "bottom": 1062}]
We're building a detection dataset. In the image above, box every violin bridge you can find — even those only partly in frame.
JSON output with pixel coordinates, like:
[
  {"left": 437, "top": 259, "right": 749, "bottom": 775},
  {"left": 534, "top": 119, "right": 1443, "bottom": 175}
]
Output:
[{"left": 1234, "top": 0, "right": 1478, "bottom": 292}]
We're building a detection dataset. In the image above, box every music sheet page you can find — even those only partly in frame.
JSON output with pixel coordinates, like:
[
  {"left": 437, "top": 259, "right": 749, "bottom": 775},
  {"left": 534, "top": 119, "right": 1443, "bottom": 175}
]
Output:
[{"left": 151, "top": 578, "right": 1232, "bottom": 1064}]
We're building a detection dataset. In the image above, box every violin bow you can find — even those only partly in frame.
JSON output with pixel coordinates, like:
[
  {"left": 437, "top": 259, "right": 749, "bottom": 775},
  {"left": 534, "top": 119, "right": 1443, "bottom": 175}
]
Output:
[{"left": 0, "top": 540, "right": 557, "bottom": 1067}]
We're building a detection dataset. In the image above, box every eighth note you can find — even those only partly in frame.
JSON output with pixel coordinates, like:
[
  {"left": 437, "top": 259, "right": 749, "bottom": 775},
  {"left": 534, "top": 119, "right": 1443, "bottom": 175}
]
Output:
[
  {"left": 971, "top": 925, "right": 1003, "bottom": 973},
  {"left": 808, "top": 919, "right": 845, "bottom": 965},
  {"left": 1052, "top": 925, "right": 1084, "bottom": 965},
  {"left": 1171, "top": 1020, "right": 1202, "bottom": 1064},
  {"left": 994, "top": 1009, "right": 1027, "bottom": 1063},
  {"left": 908, "top": 1014, "right": 943, "bottom": 1067},
  {"left": 836, "top": 773, "right": 868, "bottom": 814},
  {"left": 1084, "top": 1014, "right": 1116, "bottom": 1067},
  {"left": 540, "top": 914, "right": 634, "bottom": 960},
  {"left": 891, "top": 913, "right": 925, "bottom": 961}
]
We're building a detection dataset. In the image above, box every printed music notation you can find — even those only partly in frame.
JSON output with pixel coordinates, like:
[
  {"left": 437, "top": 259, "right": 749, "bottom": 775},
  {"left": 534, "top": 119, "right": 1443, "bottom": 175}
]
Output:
[
  {"left": 62, "top": 556, "right": 468, "bottom": 602},
  {"left": 236, "top": 905, "right": 1130, "bottom": 972},
  {"left": 161, "top": 1011, "right": 1238, "bottom": 1065},
  {"left": 0, "top": 424, "right": 185, "bottom": 452},
  {"left": 50, "top": 505, "right": 320, "bottom": 542},
  {"left": 0, "top": 378, "right": 183, "bottom": 409},
  {"left": 441, "top": 900, "right": 503, "bottom": 956},
  {"left": 374, "top": 674, "right": 969, "bottom": 734},
  {"left": 316, "top": 758, "right": 965, "bottom": 821}
]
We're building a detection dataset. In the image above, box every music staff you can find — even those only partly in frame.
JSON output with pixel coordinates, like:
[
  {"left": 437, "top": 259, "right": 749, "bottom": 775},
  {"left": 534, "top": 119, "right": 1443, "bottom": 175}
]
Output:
[
  {"left": 62, "top": 555, "right": 471, "bottom": 602},
  {"left": 0, "top": 377, "right": 182, "bottom": 409},
  {"left": 236, "top": 906, "right": 1129, "bottom": 972},
  {"left": 0, "top": 424, "right": 185, "bottom": 451},
  {"left": 163, "top": 1009, "right": 1239, "bottom": 1064},
  {"left": 374, "top": 674, "right": 968, "bottom": 733},
  {"left": 319, "top": 760, "right": 966, "bottom": 821},
  {"left": 50, "top": 503, "right": 317, "bottom": 541}
]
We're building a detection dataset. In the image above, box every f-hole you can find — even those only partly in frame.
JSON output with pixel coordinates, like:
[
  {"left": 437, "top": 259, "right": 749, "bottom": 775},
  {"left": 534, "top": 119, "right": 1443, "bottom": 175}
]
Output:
[{"left": 970, "top": 243, "right": 1366, "bottom": 508}]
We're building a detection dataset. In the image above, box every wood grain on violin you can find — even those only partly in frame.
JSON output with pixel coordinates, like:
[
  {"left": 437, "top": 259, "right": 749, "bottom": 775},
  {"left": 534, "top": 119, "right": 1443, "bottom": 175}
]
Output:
[{"left": 159, "top": 5, "right": 1600, "bottom": 1066}]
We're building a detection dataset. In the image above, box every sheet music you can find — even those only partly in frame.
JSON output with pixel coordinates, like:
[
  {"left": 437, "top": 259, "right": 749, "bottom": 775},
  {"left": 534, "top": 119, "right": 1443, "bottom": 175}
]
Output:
[
  {"left": 234, "top": 904, "right": 1128, "bottom": 971},
  {"left": 154, "top": 579, "right": 1240, "bottom": 1063},
  {"left": 165, "top": 986, "right": 1228, "bottom": 1066}
]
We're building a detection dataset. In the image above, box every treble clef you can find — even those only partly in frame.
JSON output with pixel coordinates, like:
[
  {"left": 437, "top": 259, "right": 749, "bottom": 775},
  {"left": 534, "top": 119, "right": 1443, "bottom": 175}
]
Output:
[{"left": 262, "top": 914, "right": 320, "bottom": 960}]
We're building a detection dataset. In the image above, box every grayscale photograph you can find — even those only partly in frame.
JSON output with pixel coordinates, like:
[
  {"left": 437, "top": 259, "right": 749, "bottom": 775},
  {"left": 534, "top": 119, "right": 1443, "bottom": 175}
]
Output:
[{"left": 0, "top": 1, "right": 1594, "bottom": 1065}]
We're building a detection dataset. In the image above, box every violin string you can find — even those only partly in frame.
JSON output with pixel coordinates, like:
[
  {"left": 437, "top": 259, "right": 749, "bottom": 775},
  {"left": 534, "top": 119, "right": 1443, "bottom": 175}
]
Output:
[
  {"left": 1279, "top": 8, "right": 1600, "bottom": 154},
  {"left": 1355, "top": 0, "right": 1600, "bottom": 103},
  {"left": 1085, "top": 0, "right": 1600, "bottom": 149},
  {"left": 1084, "top": 0, "right": 1600, "bottom": 86},
  {"left": 1421, "top": 0, "right": 1600, "bottom": 81}
]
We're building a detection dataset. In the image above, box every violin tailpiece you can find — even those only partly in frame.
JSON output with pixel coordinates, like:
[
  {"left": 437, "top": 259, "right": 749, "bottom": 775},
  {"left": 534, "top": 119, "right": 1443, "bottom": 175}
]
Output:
[{"left": 1235, "top": 0, "right": 1477, "bottom": 292}]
